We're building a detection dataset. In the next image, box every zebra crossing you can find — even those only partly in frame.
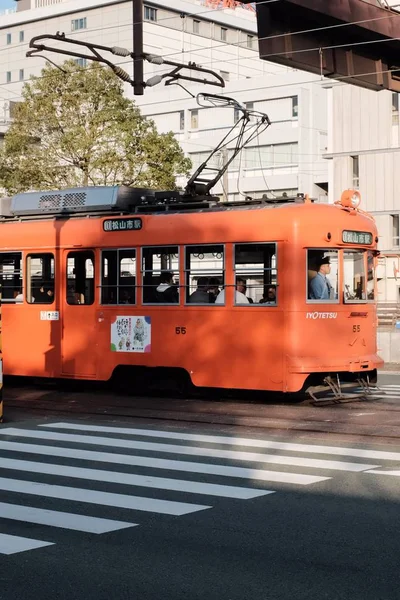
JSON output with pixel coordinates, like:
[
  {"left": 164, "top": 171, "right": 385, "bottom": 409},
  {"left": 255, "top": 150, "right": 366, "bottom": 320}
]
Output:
[
  {"left": 0, "top": 421, "right": 399, "bottom": 556},
  {"left": 375, "top": 383, "right": 400, "bottom": 400}
]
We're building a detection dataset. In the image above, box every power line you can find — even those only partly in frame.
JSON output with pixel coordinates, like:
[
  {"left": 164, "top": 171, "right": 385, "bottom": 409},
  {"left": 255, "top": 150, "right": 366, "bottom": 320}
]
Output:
[{"left": 159, "top": 6, "right": 400, "bottom": 60}]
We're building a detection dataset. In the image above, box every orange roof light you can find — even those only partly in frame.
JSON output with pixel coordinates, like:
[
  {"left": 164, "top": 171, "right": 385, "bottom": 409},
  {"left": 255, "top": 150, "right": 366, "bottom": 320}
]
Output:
[{"left": 340, "top": 190, "right": 361, "bottom": 209}]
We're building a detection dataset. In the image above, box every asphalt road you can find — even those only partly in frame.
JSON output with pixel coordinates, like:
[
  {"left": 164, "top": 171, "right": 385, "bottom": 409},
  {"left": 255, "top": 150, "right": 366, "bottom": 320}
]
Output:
[{"left": 1, "top": 380, "right": 400, "bottom": 600}]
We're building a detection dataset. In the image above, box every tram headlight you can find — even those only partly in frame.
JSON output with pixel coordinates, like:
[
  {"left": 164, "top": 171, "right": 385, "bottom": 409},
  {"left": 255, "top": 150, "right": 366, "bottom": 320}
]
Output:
[{"left": 340, "top": 189, "right": 361, "bottom": 209}]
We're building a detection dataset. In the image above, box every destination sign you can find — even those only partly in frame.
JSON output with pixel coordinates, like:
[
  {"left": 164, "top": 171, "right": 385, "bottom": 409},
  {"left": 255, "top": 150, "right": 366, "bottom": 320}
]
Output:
[
  {"left": 103, "top": 218, "right": 142, "bottom": 232},
  {"left": 342, "top": 230, "right": 373, "bottom": 245}
]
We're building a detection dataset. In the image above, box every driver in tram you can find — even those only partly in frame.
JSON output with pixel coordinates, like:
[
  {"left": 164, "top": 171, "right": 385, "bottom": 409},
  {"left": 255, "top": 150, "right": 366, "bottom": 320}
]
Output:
[{"left": 309, "top": 256, "right": 333, "bottom": 300}]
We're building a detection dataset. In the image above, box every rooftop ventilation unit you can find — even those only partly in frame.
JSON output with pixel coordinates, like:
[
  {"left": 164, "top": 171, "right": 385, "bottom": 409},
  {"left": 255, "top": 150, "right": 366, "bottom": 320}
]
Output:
[{"left": 10, "top": 186, "right": 155, "bottom": 217}]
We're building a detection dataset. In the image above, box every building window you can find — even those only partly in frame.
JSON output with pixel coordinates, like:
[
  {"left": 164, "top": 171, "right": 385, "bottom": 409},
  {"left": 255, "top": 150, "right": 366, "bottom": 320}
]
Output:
[
  {"left": 185, "top": 245, "right": 224, "bottom": 304},
  {"left": 221, "top": 27, "right": 227, "bottom": 41},
  {"left": 392, "top": 93, "right": 399, "bottom": 125},
  {"left": 234, "top": 244, "right": 277, "bottom": 305},
  {"left": 6, "top": 33, "right": 11, "bottom": 45},
  {"left": 352, "top": 155, "right": 359, "bottom": 188},
  {"left": 193, "top": 19, "right": 200, "bottom": 34},
  {"left": 234, "top": 106, "right": 241, "bottom": 124},
  {"left": 66, "top": 251, "right": 94, "bottom": 305},
  {"left": 101, "top": 249, "right": 136, "bottom": 305},
  {"left": 71, "top": 17, "right": 87, "bottom": 31},
  {"left": 292, "top": 96, "right": 298, "bottom": 118},
  {"left": 190, "top": 109, "right": 199, "bottom": 129},
  {"left": 0, "top": 252, "right": 23, "bottom": 303},
  {"left": 19, "top": 69, "right": 24, "bottom": 81},
  {"left": 179, "top": 110, "right": 185, "bottom": 131},
  {"left": 19, "top": 31, "right": 24, "bottom": 43},
  {"left": 392, "top": 214, "right": 399, "bottom": 248},
  {"left": 144, "top": 6, "right": 157, "bottom": 21},
  {"left": 220, "top": 71, "right": 230, "bottom": 82},
  {"left": 27, "top": 254, "right": 55, "bottom": 304},
  {"left": 6, "top": 72, "right": 11, "bottom": 83},
  {"left": 74, "top": 58, "right": 87, "bottom": 68},
  {"left": 141, "top": 246, "right": 179, "bottom": 304},
  {"left": 247, "top": 35, "right": 254, "bottom": 49}
]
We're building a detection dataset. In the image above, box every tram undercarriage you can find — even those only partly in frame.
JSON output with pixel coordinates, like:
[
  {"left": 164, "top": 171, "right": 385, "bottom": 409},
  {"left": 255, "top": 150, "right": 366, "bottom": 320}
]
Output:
[{"left": 305, "top": 370, "right": 383, "bottom": 405}]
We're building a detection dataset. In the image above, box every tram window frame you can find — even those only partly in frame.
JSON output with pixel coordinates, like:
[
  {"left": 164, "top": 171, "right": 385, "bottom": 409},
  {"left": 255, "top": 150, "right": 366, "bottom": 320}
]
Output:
[
  {"left": 66, "top": 251, "right": 95, "bottom": 306},
  {"left": 367, "top": 250, "right": 376, "bottom": 302},
  {"left": 141, "top": 246, "right": 180, "bottom": 305},
  {"left": 26, "top": 253, "right": 55, "bottom": 304},
  {"left": 0, "top": 252, "right": 23, "bottom": 303},
  {"left": 233, "top": 243, "right": 278, "bottom": 306},
  {"left": 307, "top": 249, "right": 339, "bottom": 303},
  {"left": 343, "top": 250, "right": 367, "bottom": 303},
  {"left": 101, "top": 249, "right": 137, "bottom": 305},
  {"left": 184, "top": 244, "right": 225, "bottom": 305}
]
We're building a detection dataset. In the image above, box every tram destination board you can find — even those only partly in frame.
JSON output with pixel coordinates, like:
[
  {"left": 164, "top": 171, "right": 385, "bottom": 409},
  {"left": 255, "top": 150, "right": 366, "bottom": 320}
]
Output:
[
  {"left": 103, "top": 218, "right": 142, "bottom": 232},
  {"left": 342, "top": 230, "right": 373, "bottom": 245}
]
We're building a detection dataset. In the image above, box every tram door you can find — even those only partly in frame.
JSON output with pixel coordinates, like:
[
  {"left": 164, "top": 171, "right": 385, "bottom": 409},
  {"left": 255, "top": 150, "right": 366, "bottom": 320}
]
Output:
[{"left": 61, "top": 249, "right": 97, "bottom": 377}]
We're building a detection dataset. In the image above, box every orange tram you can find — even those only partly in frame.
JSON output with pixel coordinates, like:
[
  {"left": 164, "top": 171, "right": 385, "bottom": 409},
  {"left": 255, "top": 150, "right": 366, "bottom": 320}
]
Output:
[{"left": 0, "top": 185, "right": 383, "bottom": 400}]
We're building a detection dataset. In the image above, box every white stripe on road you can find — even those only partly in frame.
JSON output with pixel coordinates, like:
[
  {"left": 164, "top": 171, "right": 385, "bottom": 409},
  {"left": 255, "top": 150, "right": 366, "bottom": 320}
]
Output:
[
  {"left": 0, "top": 428, "right": 377, "bottom": 471},
  {"left": 0, "top": 533, "right": 53, "bottom": 555},
  {"left": 0, "top": 502, "right": 136, "bottom": 533},
  {"left": 37, "top": 422, "right": 400, "bottom": 461},
  {"left": 0, "top": 441, "right": 327, "bottom": 484},
  {"left": 0, "top": 457, "right": 275, "bottom": 497},
  {"left": 0, "top": 477, "right": 210, "bottom": 516},
  {"left": 366, "top": 470, "right": 400, "bottom": 476}
]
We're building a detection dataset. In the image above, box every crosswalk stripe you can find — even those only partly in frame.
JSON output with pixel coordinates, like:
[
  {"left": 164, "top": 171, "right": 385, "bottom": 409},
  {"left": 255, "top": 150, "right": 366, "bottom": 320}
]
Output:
[
  {"left": 0, "top": 457, "right": 275, "bottom": 497},
  {"left": 0, "top": 477, "right": 210, "bottom": 516},
  {"left": 0, "top": 436, "right": 375, "bottom": 474},
  {"left": 366, "top": 470, "right": 400, "bottom": 476},
  {"left": 36, "top": 422, "right": 400, "bottom": 461},
  {"left": 378, "top": 385, "right": 400, "bottom": 389},
  {"left": 0, "top": 440, "right": 329, "bottom": 483},
  {"left": 0, "top": 533, "right": 53, "bottom": 555},
  {"left": 0, "top": 502, "right": 136, "bottom": 533},
  {"left": 0, "top": 427, "right": 382, "bottom": 469}
]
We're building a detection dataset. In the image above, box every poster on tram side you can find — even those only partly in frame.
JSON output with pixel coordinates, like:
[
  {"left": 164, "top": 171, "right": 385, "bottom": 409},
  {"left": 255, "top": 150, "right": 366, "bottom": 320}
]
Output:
[{"left": 110, "top": 316, "right": 152, "bottom": 353}]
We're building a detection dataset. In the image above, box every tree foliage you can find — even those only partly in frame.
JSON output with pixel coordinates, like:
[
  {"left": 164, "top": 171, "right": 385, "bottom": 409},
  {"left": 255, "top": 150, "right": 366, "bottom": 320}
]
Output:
[{"left": 0, "top": 61, "right": 191, "bottom": 194}]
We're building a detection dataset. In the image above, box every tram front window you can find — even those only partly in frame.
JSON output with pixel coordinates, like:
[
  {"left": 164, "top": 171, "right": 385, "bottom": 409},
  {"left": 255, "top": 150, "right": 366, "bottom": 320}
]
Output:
[
  {"left": 344, "top": 250, "right": 366, "bottom": 302},
  {"left": 307, "top": 250, "right": 338, "bottom": 302}
]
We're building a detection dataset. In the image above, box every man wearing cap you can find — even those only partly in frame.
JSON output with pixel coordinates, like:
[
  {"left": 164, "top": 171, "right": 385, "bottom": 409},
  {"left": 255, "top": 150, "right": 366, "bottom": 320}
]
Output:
[{"left": 309, "top": 257, "right": 333, "bottom": 300}]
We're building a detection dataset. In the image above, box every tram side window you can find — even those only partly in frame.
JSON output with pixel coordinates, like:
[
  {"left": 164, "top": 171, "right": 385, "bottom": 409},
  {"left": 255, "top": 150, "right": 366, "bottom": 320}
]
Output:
[
  {"left": 307, "top": 250, "right": 338, "bottom": 302},
  {"left": 367, "top": 251, "right": 375, "bottom": 301},
  {"left": 101, "top": 249, "right": 136, "bottom": 305},
  {"left": 66, "top": 251, "right": 95, "bottom": 305},
  {"left": 27, "top": 254, "right": 55, "bottom": 304},
  {"left": 344, "top": 251, "right": 366, "bottom": 302},
  {"left": 0, "top": 252, "right": 23, "bottom": 303},
  {"left": 234, "top": 243, "right": 277, "bottom": 305},
  {"left": 185, "top": 245, "right": 224, "bottom": 304},
  {"left": 142, "top": 246, "right": 179, "bottom": 304}
]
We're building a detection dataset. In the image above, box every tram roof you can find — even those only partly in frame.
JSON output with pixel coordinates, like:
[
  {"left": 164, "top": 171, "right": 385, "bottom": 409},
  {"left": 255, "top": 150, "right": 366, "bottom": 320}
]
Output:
[{"left": 0, "top": 185, "right": 321, "bottom": 220}]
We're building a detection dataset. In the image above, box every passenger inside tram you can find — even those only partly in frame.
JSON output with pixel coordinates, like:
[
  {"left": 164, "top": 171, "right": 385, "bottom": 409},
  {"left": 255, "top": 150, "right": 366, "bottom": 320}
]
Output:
[
  {"left": 155, "top": 271, "right": 179, "bottom": 303},
  {"left": 260, "top": 286, "right": 276, "bottom": 304},
  {"left": 215, "top": 277, "right": 250, "bottom": 304},
  {"left": 189, "top": 276, "right": 211, "bottom": 303}
]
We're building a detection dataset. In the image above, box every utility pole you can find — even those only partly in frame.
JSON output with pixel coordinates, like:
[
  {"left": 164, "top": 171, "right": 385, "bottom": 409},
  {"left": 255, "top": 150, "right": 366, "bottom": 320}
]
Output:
[{"left": 133, "top": 0, "right": 144, "bottom": 95}]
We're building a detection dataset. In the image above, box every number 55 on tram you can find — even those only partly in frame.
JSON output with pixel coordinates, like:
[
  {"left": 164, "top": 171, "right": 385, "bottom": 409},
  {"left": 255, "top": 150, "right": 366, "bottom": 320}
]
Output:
[{"left": 0, "top": 186, "right": 382, "bottom": 401}]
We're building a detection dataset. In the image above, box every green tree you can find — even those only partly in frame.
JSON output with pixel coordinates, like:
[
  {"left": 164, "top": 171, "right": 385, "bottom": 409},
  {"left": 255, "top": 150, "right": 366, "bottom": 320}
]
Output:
[{"left": 0, "top": 61, "right": 191, "bottom": 194}]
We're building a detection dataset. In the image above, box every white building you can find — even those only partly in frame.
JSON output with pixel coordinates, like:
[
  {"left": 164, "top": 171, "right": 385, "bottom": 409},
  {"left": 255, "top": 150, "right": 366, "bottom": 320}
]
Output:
[
  {"left": 0, "top": 0, "right": 328, "bottom": 203},
  {"left": 322, "top": 0, "right": 400, "bottom": 304}
]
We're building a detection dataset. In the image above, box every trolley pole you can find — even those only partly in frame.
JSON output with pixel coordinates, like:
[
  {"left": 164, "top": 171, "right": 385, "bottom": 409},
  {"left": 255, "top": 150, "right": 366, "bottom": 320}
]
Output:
[{"left": 133, "top": 0, "right": 144, "bottom": 95}]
